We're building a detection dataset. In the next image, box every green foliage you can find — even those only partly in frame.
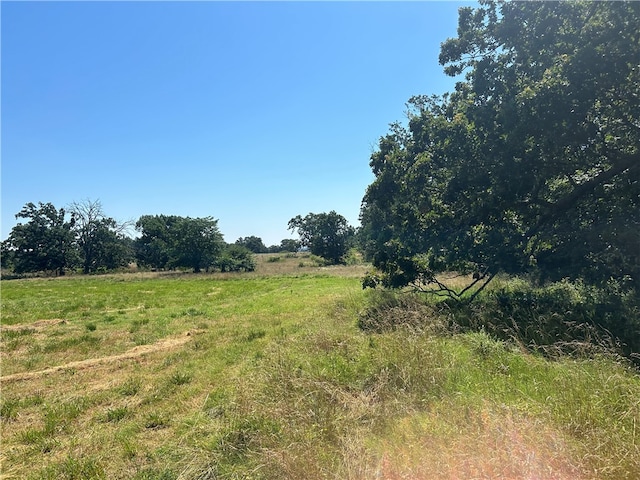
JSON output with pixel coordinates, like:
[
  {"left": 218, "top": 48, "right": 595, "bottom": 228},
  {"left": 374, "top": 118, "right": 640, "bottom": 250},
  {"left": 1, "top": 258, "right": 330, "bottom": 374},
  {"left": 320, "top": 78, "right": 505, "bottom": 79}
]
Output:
[
  {"left": 3, "top": 202, "right": 76, "bottom": 275},
  {"left": 37, "top": 456, "right": 106, "bottom": 480},
  {"left": 360, "top": 1, "right": 640, "bottom": 291},
  {"left": 235, "top": 235, "right": 268, "bottom": 253},
  {"left": 144, "top": 412, "right": 169, "bottom": 429},
  {"left": 169, "top": 371, "right": 192, "bottom": 386},
  {"left": 265, "top": 239, "right": 301, "bottom": 253},
  {"left": 132, "top": 469, "right": 177, "bottom": 480},
  {"left": 288, "top": 211, "right": 355, "bottom": 264},
  {"left": 360, "top": 277, "right": 640, "bottom": 364},
  {"left": 135, "top": 214, "right": 224, "bottom": 272},
  {"left": 217, "top": 244, "right": 256, "bottom": 272},
  {"left": 0, "top": 397, "right": 20, "bottom": 422},
  {"left": 118, "top": 377, "right": 142, "bottom": 396},
  {"left": 277, "top": 238, "right": 301, "bottom": 253},
  {"left": 2, "top": 272, "right": 640, "bottom": 478},
  {"left": 456, "top": 278, "right": 640, "bottom": 362},
  {"left": 3, "top": 199, "right": 135, "bottom": 276},
  {"left": 357, "top": 290, "right": 445, "bottom": 334},
  {"left": 103, "top": 406, "right": 129, "bottom": 423},
  {"left": 69, "top": 199, "right": 133, "bottom": 274},
  {"left": 134, "top": 214, "right": 175, "bottom": 269}
]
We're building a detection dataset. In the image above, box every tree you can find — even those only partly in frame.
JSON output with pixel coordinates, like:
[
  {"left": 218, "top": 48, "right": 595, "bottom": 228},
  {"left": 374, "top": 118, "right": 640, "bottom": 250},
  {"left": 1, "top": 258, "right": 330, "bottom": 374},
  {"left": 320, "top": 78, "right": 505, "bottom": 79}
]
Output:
[
  {"left": 135, "top": 215, "right": 224, "bottom": 272},
  {"left": 69, "top": 199, "right": 133, "bottom": 274},
  {"left": 278, "top": 239, "right": 301, "bottom": 253},
  {"left": 266, "top": 239, "right": 301, "bottom": 253},
  {"left": 235, "top": 236, "right": 268, "bottom": 253},
  {"left": 1, "top": 240, "right": 14, "bottom": 270},
  {"left": 172, "top": 217, "right": 224, "bottom": 272},
  {"left": 218, "top": 245, "right": 256, "bottom": 272},
  {"left": 135, "top": 215, "right": 179, "bottom": 269},
  {"left": 3, "top": 202, "right": 76, "bottom": 275},
  {"left": 360, "top": 1, "right": 639, "bottom": 294},
  {"left": 288, "top": 211, "right": 355, "bottom": 264}
]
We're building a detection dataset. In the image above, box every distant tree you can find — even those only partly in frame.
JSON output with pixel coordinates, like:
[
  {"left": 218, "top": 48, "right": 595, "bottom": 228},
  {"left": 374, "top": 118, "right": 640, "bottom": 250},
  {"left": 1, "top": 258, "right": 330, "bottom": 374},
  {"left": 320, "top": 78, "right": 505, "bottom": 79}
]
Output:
[
  {"left": 69, "top": 199, "right": 133, "bottom": 274},
  {"left": 135, "top": 215, "right": 224, "bottom": 273},
  {"left": 288, "top": 211, "right": 355, "bottom": 264},
  {"left": 266, "top": 239, "right": 300, "bottom": 253},
  {"left": 3, "top": 202, "right": 76, "bottom": 275},
  {"left": 278, "top": 239, "right": 301, "bottom": 253},
  {"left": 135, "top": 215, "right": 179, "bottom": 269},
  {"left": 235, "top": 236, "right": 268, "bottom": 253},
  {"left": 218, "top": 245, "right": 256, "bottom": 272},
  {"left": 172, "top": 217, "right": 224, "bottom": 272},
  {"left": 0, "top": 240, "right": 14, "bottom": 270}
]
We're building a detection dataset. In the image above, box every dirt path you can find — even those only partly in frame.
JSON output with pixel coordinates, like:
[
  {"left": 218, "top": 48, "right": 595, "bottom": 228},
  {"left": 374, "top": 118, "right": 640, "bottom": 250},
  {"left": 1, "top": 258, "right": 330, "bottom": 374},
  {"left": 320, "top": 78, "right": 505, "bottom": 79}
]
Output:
[
  {"left": 0, "top": 332, "right": 194, "bottom": 383},
  {"left": 1, "top": 318, "right": 68, "bottom": 331}
]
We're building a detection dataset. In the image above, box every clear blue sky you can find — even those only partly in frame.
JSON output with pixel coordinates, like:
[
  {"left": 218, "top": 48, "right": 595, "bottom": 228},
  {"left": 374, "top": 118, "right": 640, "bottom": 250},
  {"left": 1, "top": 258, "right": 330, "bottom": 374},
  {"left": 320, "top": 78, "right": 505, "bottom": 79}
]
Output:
[{"left": 2, "top": 1, "right": 470, "bottom": 246}]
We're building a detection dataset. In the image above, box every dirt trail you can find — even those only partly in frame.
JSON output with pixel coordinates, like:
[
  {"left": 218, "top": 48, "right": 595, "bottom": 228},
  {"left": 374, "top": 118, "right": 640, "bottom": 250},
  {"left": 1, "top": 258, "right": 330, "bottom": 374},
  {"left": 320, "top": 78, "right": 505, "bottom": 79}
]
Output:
[
  {"left": 0, "top": 333, "right": 194, "bottom": 383},
  {"left": 1, "top": 318, "right": 68, "bottom": 331}
]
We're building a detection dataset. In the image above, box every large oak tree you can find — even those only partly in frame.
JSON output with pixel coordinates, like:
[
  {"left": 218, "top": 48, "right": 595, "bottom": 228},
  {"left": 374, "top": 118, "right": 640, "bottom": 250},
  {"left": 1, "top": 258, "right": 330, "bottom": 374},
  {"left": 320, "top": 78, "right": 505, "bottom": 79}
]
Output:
[{"left": 360, "top": 1, "right": 639, "bottom": 294}]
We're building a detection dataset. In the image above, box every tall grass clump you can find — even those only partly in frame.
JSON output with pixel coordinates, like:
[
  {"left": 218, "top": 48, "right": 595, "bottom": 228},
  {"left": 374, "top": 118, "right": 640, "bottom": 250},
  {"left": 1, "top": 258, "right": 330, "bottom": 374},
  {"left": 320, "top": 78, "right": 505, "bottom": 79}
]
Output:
[
  {"left": 37, "top": 455, "right": 106, "bottom": 480},
  {"left": 357, "top": 290, "right": 448, "bottom": 335}
]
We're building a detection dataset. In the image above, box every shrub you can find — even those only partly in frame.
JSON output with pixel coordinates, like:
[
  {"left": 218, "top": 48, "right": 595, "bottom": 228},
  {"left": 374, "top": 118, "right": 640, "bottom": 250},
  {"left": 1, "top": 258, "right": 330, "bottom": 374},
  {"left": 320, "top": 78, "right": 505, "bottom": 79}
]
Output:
[
  {"left": 217, "top": 245, "right": 256, "bottom": 272},
  {"left": 450, "top": 278, "right": 640, "bottom": 362},
  {"left": 359, "top": 278, "right": 639, "bottom": 364}
]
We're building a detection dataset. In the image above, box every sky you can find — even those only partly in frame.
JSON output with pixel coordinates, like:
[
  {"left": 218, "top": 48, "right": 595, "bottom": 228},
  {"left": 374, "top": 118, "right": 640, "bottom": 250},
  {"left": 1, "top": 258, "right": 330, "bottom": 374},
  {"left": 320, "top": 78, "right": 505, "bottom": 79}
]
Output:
[{"left": 2, "top": 1, "right": 471, "bottom": 247}]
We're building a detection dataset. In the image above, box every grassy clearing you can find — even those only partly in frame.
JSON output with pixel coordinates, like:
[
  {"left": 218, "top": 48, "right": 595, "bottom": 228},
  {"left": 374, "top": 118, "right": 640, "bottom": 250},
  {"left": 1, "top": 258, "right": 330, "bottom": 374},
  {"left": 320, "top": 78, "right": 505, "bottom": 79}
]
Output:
[{"left": 1, "top": 255, "right": 638, "bottom": 479}]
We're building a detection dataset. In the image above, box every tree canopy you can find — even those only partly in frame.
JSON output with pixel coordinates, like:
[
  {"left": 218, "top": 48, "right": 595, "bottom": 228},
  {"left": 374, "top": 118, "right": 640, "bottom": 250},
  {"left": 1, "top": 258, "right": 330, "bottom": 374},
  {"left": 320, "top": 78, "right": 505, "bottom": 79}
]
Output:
[
  {"left": 360, "top": 1, "right": 639, "bottom": 294},
  {"left": 235, "top": 236, "right": 268, "bottom": 254},
  {"left": 69, "top": 199, "right": 133, "bottom": 274},
  {"left": 2, "top": 200, "right": 133, "bottom": 275},
  {"left": 135, "top": 215, "right": 224, "bottom": 272},
  {"left": 288, "top": 211, "right": 355, "bottom": 264},
  {"left": 2, "top": 202, "right": 76, "bottom": 275}
]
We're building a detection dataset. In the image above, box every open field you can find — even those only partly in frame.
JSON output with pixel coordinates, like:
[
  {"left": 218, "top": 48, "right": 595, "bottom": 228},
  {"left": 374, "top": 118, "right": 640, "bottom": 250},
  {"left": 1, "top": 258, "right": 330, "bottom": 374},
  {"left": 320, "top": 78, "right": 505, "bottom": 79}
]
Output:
[{"left": 1, "top": 254, "right": 639, "bottom": 479}]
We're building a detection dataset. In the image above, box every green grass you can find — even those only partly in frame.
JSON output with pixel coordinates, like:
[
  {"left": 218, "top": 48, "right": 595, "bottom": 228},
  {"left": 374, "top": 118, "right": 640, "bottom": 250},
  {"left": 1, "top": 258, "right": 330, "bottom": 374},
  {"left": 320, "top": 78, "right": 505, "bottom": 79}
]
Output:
[{"left": 1, "top": 257, "right": 638, "bottom": 479}]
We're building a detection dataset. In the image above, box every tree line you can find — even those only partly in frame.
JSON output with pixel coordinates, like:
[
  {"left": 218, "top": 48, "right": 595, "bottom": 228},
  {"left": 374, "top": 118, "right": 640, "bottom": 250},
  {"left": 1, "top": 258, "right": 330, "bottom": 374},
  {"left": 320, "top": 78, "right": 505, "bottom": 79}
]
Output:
[{"left": 1, "top": 199, "right": 357, "bottom": 275}]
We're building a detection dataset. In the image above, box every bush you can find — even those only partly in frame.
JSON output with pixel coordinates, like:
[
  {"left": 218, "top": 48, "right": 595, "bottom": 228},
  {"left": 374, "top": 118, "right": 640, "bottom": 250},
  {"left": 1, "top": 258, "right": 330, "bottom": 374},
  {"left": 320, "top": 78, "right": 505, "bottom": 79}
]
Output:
[
  {"left": 217, "top": 245, "right": 256, "bottom": 272},
  {"left": 358, "top": 278, "right": 640, "bottom": 364},
  {"left": 450, "top": 278, "right": 640, "bottom": 362}
]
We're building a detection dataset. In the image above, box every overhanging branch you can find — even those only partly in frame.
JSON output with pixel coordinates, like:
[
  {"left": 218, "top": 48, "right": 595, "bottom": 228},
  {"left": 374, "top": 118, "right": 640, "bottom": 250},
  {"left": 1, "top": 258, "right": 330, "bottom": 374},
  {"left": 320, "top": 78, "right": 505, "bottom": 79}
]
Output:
[
  {"left": 527, "top": 153, "right": 638, "bottom": 238},
  {"left": 411, "top": 270, "right": 496, "bottom": 302}
]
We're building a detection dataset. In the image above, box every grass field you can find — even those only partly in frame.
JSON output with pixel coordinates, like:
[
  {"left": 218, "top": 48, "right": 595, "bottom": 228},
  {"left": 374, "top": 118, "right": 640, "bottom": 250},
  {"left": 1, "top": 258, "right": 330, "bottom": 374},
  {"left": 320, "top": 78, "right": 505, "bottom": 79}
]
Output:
[{"left": 1, "top": 254, "right": 639, "bottom": 479}]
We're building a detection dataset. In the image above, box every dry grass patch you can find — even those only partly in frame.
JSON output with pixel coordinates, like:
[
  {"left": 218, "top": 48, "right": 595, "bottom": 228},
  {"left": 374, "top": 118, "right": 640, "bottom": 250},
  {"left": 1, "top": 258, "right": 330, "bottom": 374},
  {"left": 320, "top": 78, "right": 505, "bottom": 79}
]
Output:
[
  {"left": 368, "top": 404, "right": 585, "bottom": 480},
  {"left": 1, "top": 331, "right": 197, "bottom": 383}
]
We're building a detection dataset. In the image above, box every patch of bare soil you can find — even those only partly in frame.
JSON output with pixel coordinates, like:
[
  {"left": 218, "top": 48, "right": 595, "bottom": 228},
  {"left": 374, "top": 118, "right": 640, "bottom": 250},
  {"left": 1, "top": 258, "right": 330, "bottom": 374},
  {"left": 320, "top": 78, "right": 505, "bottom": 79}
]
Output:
[{"left": 0, "top": 332, "right": 195, "bottom": 383}]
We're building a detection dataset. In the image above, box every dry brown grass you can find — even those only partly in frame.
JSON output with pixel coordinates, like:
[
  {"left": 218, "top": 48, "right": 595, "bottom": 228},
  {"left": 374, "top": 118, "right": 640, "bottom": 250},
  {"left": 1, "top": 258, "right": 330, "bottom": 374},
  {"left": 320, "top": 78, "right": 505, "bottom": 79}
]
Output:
[{"left": 366, "top": 404, "right": 586, "bottom": 480}]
